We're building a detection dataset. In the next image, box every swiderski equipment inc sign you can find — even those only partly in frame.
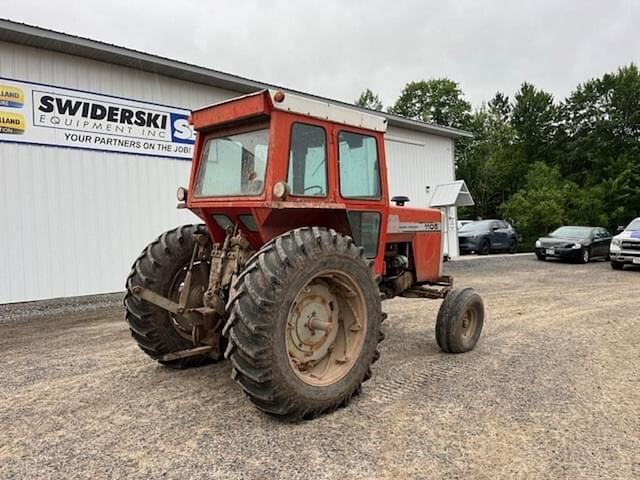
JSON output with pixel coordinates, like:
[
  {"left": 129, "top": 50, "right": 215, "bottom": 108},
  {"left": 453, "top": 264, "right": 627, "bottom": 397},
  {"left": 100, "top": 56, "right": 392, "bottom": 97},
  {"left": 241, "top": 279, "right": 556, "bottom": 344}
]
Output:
[{"left": 0, "top": 77, "right": 195, "bottom": 159}]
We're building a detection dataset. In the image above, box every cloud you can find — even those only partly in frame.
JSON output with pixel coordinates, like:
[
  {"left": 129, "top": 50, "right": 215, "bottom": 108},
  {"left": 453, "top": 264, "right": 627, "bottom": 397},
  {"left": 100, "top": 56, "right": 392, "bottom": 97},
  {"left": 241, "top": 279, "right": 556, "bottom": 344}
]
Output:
[{"left": 5, "top": 0, "right": 640, "bottom": 108}]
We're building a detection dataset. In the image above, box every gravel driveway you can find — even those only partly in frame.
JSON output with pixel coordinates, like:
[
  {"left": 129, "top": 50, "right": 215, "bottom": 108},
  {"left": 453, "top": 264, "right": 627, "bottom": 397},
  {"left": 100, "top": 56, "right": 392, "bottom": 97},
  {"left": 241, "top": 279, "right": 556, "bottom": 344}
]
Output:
[{"left": 1, "top": 255, "right": 638, "bottom": 479}]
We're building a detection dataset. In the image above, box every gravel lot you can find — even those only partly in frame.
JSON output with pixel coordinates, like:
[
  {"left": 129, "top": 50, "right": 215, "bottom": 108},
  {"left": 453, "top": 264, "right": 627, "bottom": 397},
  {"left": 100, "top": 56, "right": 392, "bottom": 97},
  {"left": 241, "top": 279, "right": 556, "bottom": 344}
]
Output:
[{"left": 1, "top": 255, "right": 638, "bottom": 479}]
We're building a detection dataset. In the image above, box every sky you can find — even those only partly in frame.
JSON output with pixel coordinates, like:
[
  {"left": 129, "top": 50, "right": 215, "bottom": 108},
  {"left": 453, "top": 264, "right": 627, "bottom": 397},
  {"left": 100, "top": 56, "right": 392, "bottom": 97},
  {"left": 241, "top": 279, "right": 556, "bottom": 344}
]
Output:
[{"left": 3, "top": 0, "right": 640, "bottom": 109}]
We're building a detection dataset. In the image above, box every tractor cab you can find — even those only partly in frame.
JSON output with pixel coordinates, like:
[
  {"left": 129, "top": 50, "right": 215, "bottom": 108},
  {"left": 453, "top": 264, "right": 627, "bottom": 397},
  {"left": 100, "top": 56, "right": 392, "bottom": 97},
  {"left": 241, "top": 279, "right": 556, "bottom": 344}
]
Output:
[{"left": 184, "top": 90, "right": 442, "bottom": 283}]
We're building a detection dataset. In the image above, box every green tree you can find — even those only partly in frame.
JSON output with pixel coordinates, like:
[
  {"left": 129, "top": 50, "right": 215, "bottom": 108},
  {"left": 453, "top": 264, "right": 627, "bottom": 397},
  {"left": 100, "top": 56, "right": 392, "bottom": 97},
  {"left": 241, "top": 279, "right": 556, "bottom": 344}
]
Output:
[
  {"left": 555, "top": 64, "right": 640, "bottom": 229},
  {"left": 559, "top": 64, "right": 640, "bottom": 185},
  {"left": 511, "top": 82, "right": 557, "bottom": 166},
  {"left": 488, "top": 91, "right": 511, "bottom": 123},
  {"left": 388, "top": 78, "right": 471, "bottom": 129},
  {"left": 355, "top": 88, "right": 383, "bottom": 111},
  {"left": 456, "top": 92, "right": 517, "bottom": 219},
  {"left": 499, "top": 162, "right": 568, "bottom": 248}
]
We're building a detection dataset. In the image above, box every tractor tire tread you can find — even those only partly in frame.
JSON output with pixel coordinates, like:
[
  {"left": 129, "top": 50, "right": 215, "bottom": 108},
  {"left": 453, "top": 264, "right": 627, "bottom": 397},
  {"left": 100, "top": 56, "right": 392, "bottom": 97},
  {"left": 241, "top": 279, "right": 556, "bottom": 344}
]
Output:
[
  {"left": 123, "top": 223, "right": 216, "bottom": 369},
  {"left": 225, "top": 226, "right": 383, "bottom": 421},
  {"left": 436, "top": 287, "right": 484, "bottom": 354}
]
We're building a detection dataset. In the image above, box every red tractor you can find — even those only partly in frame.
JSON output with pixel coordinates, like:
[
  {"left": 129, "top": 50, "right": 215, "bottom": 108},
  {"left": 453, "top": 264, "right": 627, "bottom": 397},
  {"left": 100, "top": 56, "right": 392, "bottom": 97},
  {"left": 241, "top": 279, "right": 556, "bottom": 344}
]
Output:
[{"left": 125, "top": 90, "right": 484, "bottom": 420}]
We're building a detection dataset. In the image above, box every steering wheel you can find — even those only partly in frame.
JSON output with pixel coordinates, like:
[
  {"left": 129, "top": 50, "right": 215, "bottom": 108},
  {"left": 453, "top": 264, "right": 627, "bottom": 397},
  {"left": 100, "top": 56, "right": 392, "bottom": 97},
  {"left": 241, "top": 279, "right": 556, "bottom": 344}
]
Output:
[{"left": 303, "top": 185, "right": 324, "bottom": 195}]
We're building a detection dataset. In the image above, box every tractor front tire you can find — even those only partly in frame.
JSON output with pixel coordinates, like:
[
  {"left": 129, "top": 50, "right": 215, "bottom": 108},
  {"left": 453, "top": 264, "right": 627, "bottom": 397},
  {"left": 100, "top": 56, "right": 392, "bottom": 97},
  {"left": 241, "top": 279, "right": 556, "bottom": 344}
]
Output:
[
  {"left": 224, "top": 227, "right": 383, "bottom": 421},
  {"left": 436, "top": 287, "right": 484, "bottom": 353},
  {"left": 124, "top": 224, "right": 219, "bottom": 369}
]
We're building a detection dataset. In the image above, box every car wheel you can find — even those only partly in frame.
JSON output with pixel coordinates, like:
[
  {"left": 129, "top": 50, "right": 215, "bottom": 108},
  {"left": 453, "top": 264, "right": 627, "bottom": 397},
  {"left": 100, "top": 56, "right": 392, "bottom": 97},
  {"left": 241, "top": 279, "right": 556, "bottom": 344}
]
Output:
[
  {"left": 535, "top": 251, "right": 546, "bottom": 261},
  {"left": 611, "top": 261, "right": 624, "bottom": 270},
  {"left": 478, "top": 239, "right": 490, "bottom": 256},
  {"left": 508, "top": 239, "right": 517, "bottom": 254},
  {"left": 580, "top": 248, "right": 590, "bottom": 264}
]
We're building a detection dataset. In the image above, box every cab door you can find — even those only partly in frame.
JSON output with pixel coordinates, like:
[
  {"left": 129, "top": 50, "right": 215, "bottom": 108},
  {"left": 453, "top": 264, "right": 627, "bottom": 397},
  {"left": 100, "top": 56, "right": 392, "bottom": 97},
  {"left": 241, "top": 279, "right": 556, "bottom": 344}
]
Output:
[{"left": 336, "top": 128, "right": 387, "bottom": 264}]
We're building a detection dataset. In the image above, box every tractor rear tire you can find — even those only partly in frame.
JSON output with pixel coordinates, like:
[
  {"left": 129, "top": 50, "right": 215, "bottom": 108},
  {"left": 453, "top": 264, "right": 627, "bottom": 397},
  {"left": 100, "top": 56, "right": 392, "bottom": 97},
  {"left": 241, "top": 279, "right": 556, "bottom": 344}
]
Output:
[
  {"left": 436, "top": 287, "right": 484, "bottom": 353},
  {"left": 224, "top": 227, "right": 383, "bottom": 421},
  {"left": 124, "top": 224, "right": 220, "bottom": 369}
]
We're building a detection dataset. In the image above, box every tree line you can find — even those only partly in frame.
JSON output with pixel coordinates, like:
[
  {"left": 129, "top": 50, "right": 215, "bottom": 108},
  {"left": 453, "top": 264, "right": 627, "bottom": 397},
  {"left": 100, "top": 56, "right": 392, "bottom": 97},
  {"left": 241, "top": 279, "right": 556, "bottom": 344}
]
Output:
[{"left": 356, "top": 64, "right": 640, "bottom": 248}]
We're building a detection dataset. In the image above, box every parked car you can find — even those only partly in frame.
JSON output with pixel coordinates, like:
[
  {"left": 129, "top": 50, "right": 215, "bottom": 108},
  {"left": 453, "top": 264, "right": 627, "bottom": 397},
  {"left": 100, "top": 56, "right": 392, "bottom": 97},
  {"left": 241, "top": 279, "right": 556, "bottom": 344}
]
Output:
[
  {"left": 535, "top": 226, "right": 611, "bottom": 263},
  {"left": 457, "top": 220, "right": 474, "bottom": 231},
  {"left": 610, "top": 217, "right": 640, "bottom": 270},
  {"left": 458, "top": 220, "right": 518, "bottom": 255}
]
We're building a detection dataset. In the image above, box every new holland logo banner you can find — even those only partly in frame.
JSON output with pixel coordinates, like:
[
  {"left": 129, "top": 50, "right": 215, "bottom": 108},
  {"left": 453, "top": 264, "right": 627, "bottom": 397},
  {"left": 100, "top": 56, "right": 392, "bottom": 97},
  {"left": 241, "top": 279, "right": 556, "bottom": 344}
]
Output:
[{"left": 0, "top": 77, "right": 196, "bottom": 159}]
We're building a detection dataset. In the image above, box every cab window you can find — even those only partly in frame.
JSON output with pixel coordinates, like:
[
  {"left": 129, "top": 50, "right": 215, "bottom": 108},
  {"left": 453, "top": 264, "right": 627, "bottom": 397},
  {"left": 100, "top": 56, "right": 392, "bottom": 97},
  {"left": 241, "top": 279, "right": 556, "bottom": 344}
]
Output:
[
  {"left": 195, "top": 128, "right": 269, "bottom": 197},
  {"left": 338, "top": 131, "right": 381, "bottom": 199},
  {"left": 347, "top": 211, "right": 381, "bottom": 257},
  {"left": 287, "top": 123, "right": 327, "bottom": 197}
]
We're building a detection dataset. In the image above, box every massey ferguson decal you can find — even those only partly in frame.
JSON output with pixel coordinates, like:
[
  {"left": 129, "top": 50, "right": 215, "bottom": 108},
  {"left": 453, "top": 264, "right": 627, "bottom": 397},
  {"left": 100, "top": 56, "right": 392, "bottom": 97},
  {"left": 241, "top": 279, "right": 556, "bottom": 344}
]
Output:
[
  {"left": 0, "top": 77, "right": 195, "bottom": 159},
  {"left": 387, "top": 214, "right": 441, "bottom": 233}
]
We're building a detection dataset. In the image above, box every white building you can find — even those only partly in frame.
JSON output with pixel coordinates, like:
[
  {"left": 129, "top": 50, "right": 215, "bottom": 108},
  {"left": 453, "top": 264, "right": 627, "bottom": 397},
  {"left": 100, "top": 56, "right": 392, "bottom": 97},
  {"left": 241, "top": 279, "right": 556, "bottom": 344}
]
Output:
[{"left": 0, "top": 20, "right": 471, "bottom": 303}]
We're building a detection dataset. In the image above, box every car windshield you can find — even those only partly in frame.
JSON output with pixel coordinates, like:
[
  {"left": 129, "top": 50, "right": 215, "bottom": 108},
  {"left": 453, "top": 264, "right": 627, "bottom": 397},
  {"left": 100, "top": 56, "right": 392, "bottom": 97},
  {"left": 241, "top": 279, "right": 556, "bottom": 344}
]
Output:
[
  {"left": 626, "top": 219, "right": 640, "bottom": 231},
  {"left": 549, "top": 226, "right": 592, "bottom": 238},
  {"left": 195, "top": 128, "right": 269, "bottom": 197},
  {"left": 459, "top": 221, "right": 491, "bottom": 233}
]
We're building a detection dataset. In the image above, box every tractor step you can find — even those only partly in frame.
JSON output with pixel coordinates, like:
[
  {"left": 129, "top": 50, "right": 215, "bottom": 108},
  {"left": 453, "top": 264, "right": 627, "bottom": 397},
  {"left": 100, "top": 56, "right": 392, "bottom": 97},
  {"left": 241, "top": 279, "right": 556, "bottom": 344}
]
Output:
[{"left": 161, "top": 346, "right": 214, "bottom": 362}]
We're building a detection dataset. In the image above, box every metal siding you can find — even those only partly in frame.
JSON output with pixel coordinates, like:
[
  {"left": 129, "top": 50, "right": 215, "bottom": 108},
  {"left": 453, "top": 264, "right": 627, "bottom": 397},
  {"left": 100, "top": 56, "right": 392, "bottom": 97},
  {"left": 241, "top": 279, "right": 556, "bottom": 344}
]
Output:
[
  {"left": 385, "top": 126, "right": 456, "bottom": 205},
  {"left": 384, "top": 126, "right": 459, "bottom": 257},
  {"left": 0, "top": 42, "right": 237, "bottom": 110},
  {"left": 0, "top": 42, "right": 236, "bottom": 303}
]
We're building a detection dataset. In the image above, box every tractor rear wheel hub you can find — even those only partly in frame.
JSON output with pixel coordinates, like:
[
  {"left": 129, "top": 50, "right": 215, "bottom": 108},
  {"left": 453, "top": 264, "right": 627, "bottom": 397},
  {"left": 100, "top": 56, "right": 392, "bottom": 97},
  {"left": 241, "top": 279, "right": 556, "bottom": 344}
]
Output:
[
  {"left": 287, "top": 283, "right": 338, "bottom": 364},
  {"left": 285, "top": 272, "right": 367, "bottom": 387}
]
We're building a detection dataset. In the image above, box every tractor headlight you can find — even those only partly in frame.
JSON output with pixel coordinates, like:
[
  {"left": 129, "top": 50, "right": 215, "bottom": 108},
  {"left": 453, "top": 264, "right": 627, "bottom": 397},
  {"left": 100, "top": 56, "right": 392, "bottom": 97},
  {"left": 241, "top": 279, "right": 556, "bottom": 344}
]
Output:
[
  {"left": 572, "top": 243, "right": 582, "bottom": 249},
  {"left": 273, "top": 181, "right": 291, "bottom": 200},
  {"left": 176, "top": 186, "right": 188, "bottom": 202},
  {"left": 535, "top": 240, "right": 542, "bottom": 248}
]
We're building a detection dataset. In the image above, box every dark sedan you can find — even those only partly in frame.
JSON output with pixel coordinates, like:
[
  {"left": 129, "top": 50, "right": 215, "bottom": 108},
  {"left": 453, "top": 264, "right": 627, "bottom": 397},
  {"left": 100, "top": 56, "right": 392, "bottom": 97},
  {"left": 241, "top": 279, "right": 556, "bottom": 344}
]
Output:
[
  {"left": 458, "top": 220, "right": 518, "bottom": 255},
  {"left": 535, "top": 226, "right": 612, "bottom": 263}
]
